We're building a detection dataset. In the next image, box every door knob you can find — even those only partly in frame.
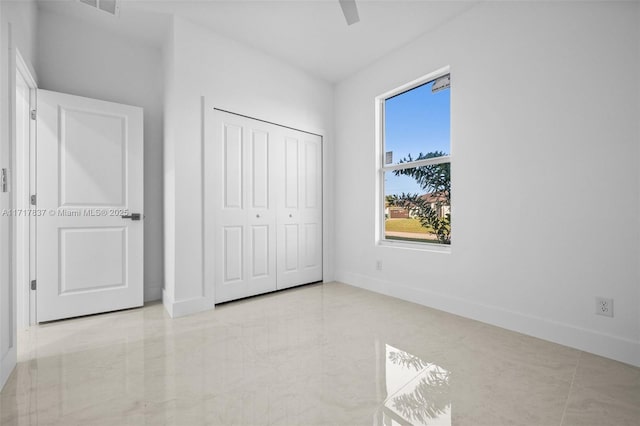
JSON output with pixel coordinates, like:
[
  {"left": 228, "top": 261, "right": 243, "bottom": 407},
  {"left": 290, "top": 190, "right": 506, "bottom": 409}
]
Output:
[
  {"left": 256, "top": 214, "right": 260, "bottom": 218},
  {"left": 289, "top": 214, "right": 293, "bottom": 218},
  {"left": 122, "top": 213, "right": 142, "bottom": 221}
]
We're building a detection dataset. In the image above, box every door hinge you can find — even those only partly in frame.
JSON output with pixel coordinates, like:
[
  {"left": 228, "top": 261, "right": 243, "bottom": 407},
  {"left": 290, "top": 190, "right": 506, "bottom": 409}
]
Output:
[
  {"left": 30, "top": 110, "right": 36, "bottom": 120},
  {"left": 30, "top": 194, "right": 36, "bottom": 205},
  {"left": 1, "top": 168, "right": 8, "bottom": 193},
  {"left": 30, "top": 280, "right": 36, "bottom": 290}
]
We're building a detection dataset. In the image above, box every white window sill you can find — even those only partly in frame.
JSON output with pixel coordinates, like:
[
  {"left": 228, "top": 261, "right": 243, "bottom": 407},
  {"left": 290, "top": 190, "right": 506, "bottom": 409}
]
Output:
[{"left": 378, "top": 239, "right": 451, "bottom": 254}]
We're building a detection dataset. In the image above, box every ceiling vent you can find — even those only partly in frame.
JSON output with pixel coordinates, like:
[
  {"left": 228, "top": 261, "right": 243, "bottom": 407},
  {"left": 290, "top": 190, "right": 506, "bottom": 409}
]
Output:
[{"left": 79, "top": 0, "right": 119, "bottom": 16}]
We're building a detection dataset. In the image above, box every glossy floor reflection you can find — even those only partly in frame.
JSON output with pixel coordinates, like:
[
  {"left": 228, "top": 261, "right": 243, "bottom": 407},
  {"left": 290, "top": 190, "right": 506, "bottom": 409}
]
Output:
[
  {"left": 379, "top": 344, "right": 451, "bottom": 425},
  {"left": 1, "top": 282, "right": 638, "bottom": 425}
]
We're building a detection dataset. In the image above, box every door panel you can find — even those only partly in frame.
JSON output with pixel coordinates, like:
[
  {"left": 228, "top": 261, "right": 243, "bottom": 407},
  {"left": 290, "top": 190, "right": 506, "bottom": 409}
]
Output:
[
  {"left": 301, "top": 137, "right": 322, "bottom": 275},
  {"left": 223, "top": 226, "right": 243, "bottom": 283},
  {"left": 212, "top": 112, "right": 277, "bottom": 303},
  {"left": 36, "top": 90, "right": 143, "bottom": 322},
  {"left": 284, "top": 138, "right": 298, "bottom": 209},
  {"left": 251, "top": 225, "right": 269, "bottom": 277},
  {"left": 277, "top": 132, "right": 323, "bottom": 289},
  {"left": 60, "top": 109, "right": 126, "bottom": 207},
  {"left": 304, "top": 141, "right": 319, "bottom": 209},
  {"left": 224, "top": 124, "right": 243, "bottom": 209},
  {"left": 59, "top": 227, "right": 126, "bottom": 294},
  {"left": 304, "top": 223, "right": 319, "bottom": 268},
  {"left": 251, "top": 131, "right": 269, "bottom": 209},
  {"left": 284, "top": 224, "right": 299, "bottom": 271}
]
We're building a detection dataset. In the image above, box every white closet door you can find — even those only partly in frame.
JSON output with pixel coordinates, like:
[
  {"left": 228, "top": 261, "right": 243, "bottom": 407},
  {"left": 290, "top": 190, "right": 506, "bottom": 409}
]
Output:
[
  {"left": 207, "top": 110, "right": 322, "bottom": 303},
  {"left": 210, "top": 111, "right": 277, "bottom": 303},
  {"left": 276, "top": 130, "right": 323, "bottom": 289}
]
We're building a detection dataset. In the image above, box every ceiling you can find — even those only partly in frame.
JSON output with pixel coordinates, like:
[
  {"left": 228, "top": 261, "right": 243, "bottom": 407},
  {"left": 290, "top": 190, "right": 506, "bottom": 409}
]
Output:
[{"left": 37, "top": 0, "right": 479, "bottom": 82}]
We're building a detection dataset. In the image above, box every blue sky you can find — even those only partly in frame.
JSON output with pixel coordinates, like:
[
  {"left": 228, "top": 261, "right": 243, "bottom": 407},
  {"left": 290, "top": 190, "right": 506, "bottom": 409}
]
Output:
[{"left": 384, "top": 81, "right": 450, "bottom": 195}]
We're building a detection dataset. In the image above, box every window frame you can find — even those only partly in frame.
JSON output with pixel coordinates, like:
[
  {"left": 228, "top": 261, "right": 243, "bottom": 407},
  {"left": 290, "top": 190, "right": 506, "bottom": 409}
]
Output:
[{"left": 375, "top": 66, "right": 452, "bottom": 252}]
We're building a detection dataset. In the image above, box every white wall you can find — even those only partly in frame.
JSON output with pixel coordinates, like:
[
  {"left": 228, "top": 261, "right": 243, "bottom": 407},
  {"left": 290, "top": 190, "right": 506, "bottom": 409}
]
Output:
[
  {"left": 0, "top": 0, "right": 38, "bottom": 390},
  {"left": 36, "top": 9, "right": 165, "bottom": 302},
  {"left": 334, "top": 1, "right": 640, "bottom": 366},
  {"left": 162, "top": 20, "right": 176, "bottom": 311},
  {"left": 163, "top": 16, "right": 334, "bottom": 316}
]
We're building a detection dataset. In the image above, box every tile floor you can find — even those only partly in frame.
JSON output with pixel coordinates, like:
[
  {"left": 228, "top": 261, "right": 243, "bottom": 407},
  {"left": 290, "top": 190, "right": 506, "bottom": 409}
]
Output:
[{"left": 0, "top": 282, "right": 638, "bottom": 425}]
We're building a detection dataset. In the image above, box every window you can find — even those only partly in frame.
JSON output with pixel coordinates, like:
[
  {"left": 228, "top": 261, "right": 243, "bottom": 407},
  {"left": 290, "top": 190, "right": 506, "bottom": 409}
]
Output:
[{"left": 377, "top": 68, "right": 451, "bottom": 246}]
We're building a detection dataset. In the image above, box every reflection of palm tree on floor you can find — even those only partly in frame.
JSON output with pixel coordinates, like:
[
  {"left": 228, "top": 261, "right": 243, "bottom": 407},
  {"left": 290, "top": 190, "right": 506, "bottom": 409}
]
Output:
[
  {"left": 386, "top": 349, "right": 451, "bottom": 424},
  {"left": 388, "top": 349, "right": 430, "bottom": 371}
]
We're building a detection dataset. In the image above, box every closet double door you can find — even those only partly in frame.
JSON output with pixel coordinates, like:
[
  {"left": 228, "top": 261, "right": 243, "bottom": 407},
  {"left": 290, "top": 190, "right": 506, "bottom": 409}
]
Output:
[{"left": 209, "top": 110, "right": 322, "bottom": 303}]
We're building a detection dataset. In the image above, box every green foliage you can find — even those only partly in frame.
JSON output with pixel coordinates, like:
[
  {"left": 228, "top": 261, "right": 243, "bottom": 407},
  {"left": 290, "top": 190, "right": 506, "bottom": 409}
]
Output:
[
  {"left": 387, "top": 195, "right": 450, "bottom": 244},
  {"left": 391, "top": 151, "right": 451, "bottom": 244},
  {"left": 395, "top": 151, "right": 450, "bottom": 202}
]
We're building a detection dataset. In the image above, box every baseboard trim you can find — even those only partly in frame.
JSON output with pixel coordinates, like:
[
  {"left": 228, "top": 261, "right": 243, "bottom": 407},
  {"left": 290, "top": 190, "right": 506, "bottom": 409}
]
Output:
[
  {"left": 335, "top": 271, "right": 640, "bottom": 367},
  {"left": 162, "top": 289, "right": 215, "bottom": 318}
]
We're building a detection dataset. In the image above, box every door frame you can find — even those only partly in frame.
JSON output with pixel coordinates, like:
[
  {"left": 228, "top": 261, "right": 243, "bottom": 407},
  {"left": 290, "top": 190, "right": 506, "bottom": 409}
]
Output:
[
  {"left": 1, "top": 30, "right": 38, "bottom": 390},
  {"left": 13, "top": 48, "right": 37, "bottom": 327}
]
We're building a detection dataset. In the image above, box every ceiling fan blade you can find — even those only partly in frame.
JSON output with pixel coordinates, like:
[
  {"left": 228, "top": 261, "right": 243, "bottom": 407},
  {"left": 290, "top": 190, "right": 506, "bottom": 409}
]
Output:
[{"left": 339, "top": 0, "right": 360, "bottom": 25}]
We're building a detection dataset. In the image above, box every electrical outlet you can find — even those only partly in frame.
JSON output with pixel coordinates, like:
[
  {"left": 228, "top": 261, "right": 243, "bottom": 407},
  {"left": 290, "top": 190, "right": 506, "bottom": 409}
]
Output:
[
  {"left": 376, "top": 260, "right": 383, "bottom": 271},
  {"left": 595, "top": 297, "right": 613, "bottom": 317}
]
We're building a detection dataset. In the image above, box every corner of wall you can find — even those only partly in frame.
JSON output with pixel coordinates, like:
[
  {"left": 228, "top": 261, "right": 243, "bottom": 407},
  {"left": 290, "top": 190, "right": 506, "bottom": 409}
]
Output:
[
  {"left": 637, "top": 0, "right": 640, "bottom": 355},
  {"left": 162, "top": 291, "right": 215, "bottom": 319},
  {"left": 161, "top": 288, "right": 174, "bottom": 317},
  {"left": 144, "top": 283, "right": 162, "bottom": 303},
  {"left": 0, "top": 347, "right": 16, "bottom": 391},
  {"left": 162, "top": 16, "right": 176, "bottom": 317}
]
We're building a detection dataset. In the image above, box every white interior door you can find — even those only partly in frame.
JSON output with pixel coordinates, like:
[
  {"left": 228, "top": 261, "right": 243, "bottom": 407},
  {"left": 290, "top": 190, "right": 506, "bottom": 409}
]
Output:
[
  {"left": 210, "top": 111, "right": 278, "bottom": 303},
  {"left": 36, "top": 90, "right": 144, "bottom": 322},
  {"left": 276, "top": 130, "right": 323, "bottom": 289}
]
